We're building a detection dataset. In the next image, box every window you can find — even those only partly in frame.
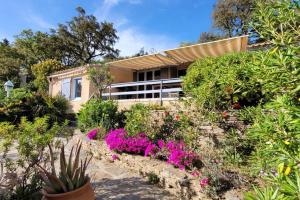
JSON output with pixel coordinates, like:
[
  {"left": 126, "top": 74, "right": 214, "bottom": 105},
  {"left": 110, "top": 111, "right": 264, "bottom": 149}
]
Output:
[{"left": 73, "top": 78, "right": 82, "bottom": 99}]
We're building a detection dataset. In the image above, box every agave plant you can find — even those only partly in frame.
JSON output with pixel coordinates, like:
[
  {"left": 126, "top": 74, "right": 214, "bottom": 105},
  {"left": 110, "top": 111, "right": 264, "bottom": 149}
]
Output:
[{"left": 37, "top": 142, "right": 92, "bottom": 194}]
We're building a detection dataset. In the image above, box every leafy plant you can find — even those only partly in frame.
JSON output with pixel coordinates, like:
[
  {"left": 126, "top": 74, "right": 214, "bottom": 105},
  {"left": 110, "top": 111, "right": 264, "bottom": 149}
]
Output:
[
  {"left": 88, "top": 64, "right": 112, "bottom": 99},
  {"left": 0, "top": 88, "right": 69, "bottom": 124},
  {"left": 37, "top": 142, "right": 92, "bottom": 194},
  {"left": 124, "top": 103, "right": 151, "bottom": 136},
  {"left": 183, "top": 52, "right": 265, "bottom": 112},
  {"left": 31, "top": 59, "right": 64, "bottom": 93},
  {"left": 147, "top": 172, "right": 160, "bottom": 184},
  {"left": 0, "top": 116, "right": 70, "bottom": 199},
  {"left": 77, "top": 99, "right": 121, "bottom": 132}
]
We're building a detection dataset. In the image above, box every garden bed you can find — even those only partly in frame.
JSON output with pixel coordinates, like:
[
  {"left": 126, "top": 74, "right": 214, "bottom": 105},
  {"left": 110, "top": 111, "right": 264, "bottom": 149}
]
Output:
[{"left": 78, "top": 133, "right": 243, "bottom": 200}]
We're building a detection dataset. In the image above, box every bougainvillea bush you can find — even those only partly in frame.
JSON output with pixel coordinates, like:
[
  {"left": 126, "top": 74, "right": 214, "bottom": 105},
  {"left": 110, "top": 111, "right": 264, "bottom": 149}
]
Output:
[{"left": 105, "top": 128, "right": 199, "bottom": 170}]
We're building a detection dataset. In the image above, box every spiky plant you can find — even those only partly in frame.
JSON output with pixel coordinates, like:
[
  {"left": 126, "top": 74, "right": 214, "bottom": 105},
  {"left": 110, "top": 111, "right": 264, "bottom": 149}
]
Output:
[{"left": 37, "top": 142, "right": 92, "bottom": 194}]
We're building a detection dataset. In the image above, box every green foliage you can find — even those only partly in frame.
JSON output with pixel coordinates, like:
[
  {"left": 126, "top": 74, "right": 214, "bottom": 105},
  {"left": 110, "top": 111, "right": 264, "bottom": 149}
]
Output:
[
  {"left": 88, "top": 64, "right": 112, "bottom": 99},
  {"left": 198, "top": 32, "right": 225, "bottom": 43},
  {"left": 0, "top": 88, "right": 69, "bottom": 124},
  {"left": 124, "top": 103, "right": 151, "bottom": 136},
  {"left": 245, "top": 186, "right": 284, "bottom": 200},
  {"left": 147, "top": 172, "right": 160, "bottom": 185},
  {"left": 77, "top": 99, "right": 121, "bottom": 132},
  {"left": 0, "top": 116, "right": 70, "bottom": 199},
  {"left": 0, "top": 39, "right": 24, "bottom": 86},
  {"left": 245, "top": 170, "right": 300, "bottom": 200},
  {"left": 183, "top": 52, "right": 264, "bottom": 112},
  {"left": 38, "top": 142, "right": 92, "bottom": 194},
  {"left": 56, "top": 7, "right": 119, "bottom": 65},
  {"left": 31, "top": 59, "right": 64, "bottom": 92},
  {"left": 212, "top": 0, "right": 255, "bottom": 37},
  {"left": 242, "top": 1, "right": 300, "bottom": 198},
  {"left": 247, "top": 95, "right": 300, "bottom": 174},
  {"left": 250, "top": 0, "right": 300, "bottom": 101}
]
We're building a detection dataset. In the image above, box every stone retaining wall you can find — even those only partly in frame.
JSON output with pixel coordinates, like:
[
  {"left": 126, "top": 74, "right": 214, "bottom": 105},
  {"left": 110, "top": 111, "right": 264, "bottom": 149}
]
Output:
[{"left": 77, "top": 134, "right": 242, "bottom": 200}]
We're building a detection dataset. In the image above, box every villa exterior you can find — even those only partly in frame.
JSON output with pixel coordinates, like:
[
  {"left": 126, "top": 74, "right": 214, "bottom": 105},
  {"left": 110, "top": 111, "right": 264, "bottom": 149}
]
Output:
[{"left": 48, "top": 35, "right": 248, "bottom": 112}]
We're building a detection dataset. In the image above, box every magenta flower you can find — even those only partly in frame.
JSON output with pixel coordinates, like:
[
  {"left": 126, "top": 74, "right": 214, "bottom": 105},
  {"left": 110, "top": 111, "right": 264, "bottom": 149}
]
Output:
[
  {"left": 112, "top": 154, "right": 119, "bottom": 161},
  {"left": 144, "top": 143, "right": 158, "bottom": 157},
  {"left": 200, "top": 178, "right": 209, "bottom": 187},
  {"left": 87, "top": 128, "right": 99, "bottom": 140},
  {"left": 105, "top": 129, "right": 199, "bottom": 170},
  {"left": 157, "top": 140, "right": 165, "bottom": 149}
]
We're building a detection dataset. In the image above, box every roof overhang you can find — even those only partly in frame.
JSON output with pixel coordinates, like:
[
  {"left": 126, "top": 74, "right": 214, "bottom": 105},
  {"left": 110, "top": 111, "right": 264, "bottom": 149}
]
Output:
[{"left": 107, "top": 35, "right": 248, "bottom": 70}]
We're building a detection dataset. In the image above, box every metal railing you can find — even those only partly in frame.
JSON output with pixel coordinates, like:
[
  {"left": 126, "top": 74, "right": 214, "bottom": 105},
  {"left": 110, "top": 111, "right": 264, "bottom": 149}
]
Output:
[{"left": 102, "top": 78, "right": 183, "bottom": 103}]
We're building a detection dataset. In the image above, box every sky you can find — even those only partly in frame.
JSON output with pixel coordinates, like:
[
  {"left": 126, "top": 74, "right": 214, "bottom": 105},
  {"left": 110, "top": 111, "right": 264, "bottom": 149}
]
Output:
[{"left": 0, "top": 0, "right": 216, "bottom": 56}]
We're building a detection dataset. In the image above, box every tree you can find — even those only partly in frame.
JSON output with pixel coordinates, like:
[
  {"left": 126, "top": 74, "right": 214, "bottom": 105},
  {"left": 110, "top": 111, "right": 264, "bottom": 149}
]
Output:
[
  {"left": 198, "top": 32, "right": 225, "bottom": 43},
  {"left": 31, "top": 59, "right": 64, "bottom": 93},
  {"left": 179, "top": 41, "right": 195, "bottom": 47},
  {"left": 0, "top": 39, "right": 24, "bottom": 86},
  {"left": 56, "top": 7, "right": 119, "bottom": 66},
  {"left": 15, "top": 30, "right": 64, "bottom": 66},
  {"left": 88, "top": 64, "right": 112, "bottom": 99},
  {"left": 212, "top": 0, "right": 255, "bottom": 37}
]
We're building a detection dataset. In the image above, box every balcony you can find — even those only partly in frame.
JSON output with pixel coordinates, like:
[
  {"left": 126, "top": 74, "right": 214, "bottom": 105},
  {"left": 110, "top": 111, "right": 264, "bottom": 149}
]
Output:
[{"left": 102, "top": 78, "right": 183, "bottom": 103}]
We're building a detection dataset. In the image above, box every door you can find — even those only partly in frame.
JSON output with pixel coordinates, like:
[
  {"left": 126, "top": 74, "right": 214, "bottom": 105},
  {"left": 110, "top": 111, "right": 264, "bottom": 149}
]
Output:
[{"left": 138, "top": 72, "right": 145, "bottom": 98}]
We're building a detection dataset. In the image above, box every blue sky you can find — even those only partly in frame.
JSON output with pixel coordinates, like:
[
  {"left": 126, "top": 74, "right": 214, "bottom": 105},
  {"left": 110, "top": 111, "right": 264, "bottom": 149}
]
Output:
[{"left": 0, "top": 0, "right": 216, "bottom": 56}]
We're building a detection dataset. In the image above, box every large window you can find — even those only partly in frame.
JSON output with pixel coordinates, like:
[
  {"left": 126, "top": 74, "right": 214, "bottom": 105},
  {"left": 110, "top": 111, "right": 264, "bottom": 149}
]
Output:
[
  {"left": 61, "top": 77, "right": 82, "bottom": 100},
  {"left": 73, "top": 78, "right": 82, "bottom": 99}
]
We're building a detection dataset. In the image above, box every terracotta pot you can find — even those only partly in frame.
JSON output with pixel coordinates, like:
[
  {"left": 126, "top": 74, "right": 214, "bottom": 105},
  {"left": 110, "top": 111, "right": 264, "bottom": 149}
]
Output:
[{"left": 43, "top": 179, "right": 95, "bottom": 200}]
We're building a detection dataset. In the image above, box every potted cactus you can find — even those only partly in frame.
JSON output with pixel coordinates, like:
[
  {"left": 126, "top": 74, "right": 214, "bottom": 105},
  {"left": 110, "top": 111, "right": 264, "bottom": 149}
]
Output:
[{"left": 37, "top": 142, "right": 95, "bottom": 200}]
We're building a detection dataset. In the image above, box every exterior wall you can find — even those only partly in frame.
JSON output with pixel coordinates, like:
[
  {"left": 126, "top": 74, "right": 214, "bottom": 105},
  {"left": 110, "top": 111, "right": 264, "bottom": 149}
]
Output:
[
  {"left": 49, "top": 73, "right": 90, "bottom": 113},
  {"left": 48, "top": 64, "right": 187, "bottom": 112},
  {"left": 110, "top": 66, "right": 134, "bottom": 83}
]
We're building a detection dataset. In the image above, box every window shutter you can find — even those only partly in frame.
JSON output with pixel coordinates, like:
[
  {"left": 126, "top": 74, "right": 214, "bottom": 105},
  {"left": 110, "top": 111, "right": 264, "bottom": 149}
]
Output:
[{"left": 61, "top": 78, "right": 71, "bottom": 99}]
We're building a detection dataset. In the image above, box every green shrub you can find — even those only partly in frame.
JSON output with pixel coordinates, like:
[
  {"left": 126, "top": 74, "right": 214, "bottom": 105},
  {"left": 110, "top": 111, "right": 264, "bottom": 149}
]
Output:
[
  {"left": 77, "top": 99, "right": 121, "bottom": 132},
  {"left": 0, "top": 116, "right": 70, "bottom": 199},
  {"left": 183, "top": 52, "right": 265, "bottom": 112},
  {"left": 246, "top": 95, "right": 300, "bottom": 174},
  {"left": 0, "top": 88, "right": 69, "bottom": 124},
  {"left": 124, "top": 103, "right": 151, "bottom": 136}
]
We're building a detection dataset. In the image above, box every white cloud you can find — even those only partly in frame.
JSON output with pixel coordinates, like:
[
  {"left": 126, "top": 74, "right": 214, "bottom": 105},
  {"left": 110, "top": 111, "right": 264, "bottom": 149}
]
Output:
[
  {"left": 116, "top": 27, "right": 177, "bottom": 56},
  {"left": 95, "top": 0, "right": 121, "bottom": 21},
  {"left": 94, "top": 0, "right": 178, "bottom": 56}
]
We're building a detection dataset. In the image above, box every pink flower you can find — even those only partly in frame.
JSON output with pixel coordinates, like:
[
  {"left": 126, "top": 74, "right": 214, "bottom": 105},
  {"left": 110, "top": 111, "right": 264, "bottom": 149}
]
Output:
[
  {"left": 191, "top": 170, "right": 200, "bottom": 177},
  {"left": 200, "top": 178, "right": 209, "bottom": 187},
  {"left": 157, "top": 140, "right": 165, "bottom": 149},
  {"left": 175, "top": 115, "right": 180, "bottom": 121},
  {"left": 87, "top": 128, "right": 99, "bottom": 140},
  {"left": 112, "top": 154, "right": 119, "bottom": 161}
]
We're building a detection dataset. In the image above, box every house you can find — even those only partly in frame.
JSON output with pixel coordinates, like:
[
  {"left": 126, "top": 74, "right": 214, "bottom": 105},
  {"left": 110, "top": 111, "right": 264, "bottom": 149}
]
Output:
[{"left": 48, "top": 35, "right": 248, "bottom": 112}]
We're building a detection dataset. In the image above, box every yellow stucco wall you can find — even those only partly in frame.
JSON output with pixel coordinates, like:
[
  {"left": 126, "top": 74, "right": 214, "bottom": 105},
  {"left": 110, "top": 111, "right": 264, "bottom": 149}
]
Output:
[
  {"left": 48, "top": 65, "right": 183, "bottom": 113},
  {"left": 49, "top": 72, "right": 91, "bottom": 113}
]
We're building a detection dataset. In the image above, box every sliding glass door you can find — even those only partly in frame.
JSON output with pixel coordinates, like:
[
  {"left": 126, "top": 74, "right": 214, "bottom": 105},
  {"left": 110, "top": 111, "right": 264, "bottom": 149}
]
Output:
[{"left": 137, "top": 69, "right": 161, "bottom": 98}]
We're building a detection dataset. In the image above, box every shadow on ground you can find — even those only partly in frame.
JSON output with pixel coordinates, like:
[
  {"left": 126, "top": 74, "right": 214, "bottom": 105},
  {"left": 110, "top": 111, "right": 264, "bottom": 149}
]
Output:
[{"left": 93, "top": 177, "right": 175, "bottom": 200}]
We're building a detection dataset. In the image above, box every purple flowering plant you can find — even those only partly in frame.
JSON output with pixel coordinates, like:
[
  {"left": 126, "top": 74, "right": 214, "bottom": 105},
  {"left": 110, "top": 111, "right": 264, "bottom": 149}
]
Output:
[
  {"left": 87, "top": 128, "right": 99, "bottom": 140},
  {"left": 105, "top": 129, "right": 199, "bottom": 170}
]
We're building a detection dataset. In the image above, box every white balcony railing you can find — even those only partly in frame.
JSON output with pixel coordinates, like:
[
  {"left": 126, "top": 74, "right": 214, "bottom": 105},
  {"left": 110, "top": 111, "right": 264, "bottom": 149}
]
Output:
[{"left": 102, "top": 78, "right": 183, "bottom": 102}]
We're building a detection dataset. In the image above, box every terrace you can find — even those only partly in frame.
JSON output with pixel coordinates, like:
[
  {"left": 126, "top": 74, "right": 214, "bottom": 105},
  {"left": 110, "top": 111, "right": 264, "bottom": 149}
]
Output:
[{"left": 103, "top": 35, "right": 248, "bottom": 105}]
